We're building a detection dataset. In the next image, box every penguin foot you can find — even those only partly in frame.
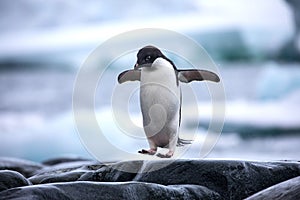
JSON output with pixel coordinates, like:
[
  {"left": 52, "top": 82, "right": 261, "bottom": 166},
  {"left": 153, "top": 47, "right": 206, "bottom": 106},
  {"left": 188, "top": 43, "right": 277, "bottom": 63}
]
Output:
[
  {"left": 157, "top": 151, "right": 174, "bottom": 158},
  {"left": 138, "top": 149, "right": 156, "bottom": 155}
]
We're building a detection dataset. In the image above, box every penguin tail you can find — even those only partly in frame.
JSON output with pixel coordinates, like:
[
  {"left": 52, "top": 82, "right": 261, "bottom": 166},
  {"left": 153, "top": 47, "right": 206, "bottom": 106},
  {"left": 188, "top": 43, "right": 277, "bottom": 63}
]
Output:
[{"left": 177, "top": 138, "right": 192, "bottom": 147}]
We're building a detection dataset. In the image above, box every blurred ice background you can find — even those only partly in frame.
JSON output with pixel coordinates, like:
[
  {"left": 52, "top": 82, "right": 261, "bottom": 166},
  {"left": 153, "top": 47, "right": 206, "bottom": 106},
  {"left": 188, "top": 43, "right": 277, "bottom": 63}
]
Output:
[{"left": 0, "top": 0, "right": 299, "bottom": 162}]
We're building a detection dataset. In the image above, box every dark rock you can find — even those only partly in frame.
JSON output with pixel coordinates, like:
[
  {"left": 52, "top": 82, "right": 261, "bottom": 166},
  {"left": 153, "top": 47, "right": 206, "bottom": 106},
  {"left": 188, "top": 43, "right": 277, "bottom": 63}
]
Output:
[
  {"left": 29, "top": 170, "right": 86, "bottom": 185},
  {"left": 134, "top": 160, "right": 300, "bottom": 199},
  {"left": 0, "top": 181, "right": 221, "bottom": 200},
  {"left": 245, "top": 176, "right": 300, "bottom": 200},
  {"left": 79, "top": 160, "right": 143, "bottom": 182},
  {"left": 1, "top": 158, "right": 300, "bottom": 199},
  {"left": 80, "top": 160, "right": 300, "bottom": 199},
  {"left": 0, "top": 170, "right": 31, "bottom": 192},
  {"left": 0, "top": 157, "right": 44, "bottom": 177},
  {"left": 29, "top": 160, "right": 99, "bottom": 184},
  {"left": 42, "top": 157, "right": 93, "bottom": 166},
  {"left": 30, "top": 160, "right": 140, "bottom": 184}
]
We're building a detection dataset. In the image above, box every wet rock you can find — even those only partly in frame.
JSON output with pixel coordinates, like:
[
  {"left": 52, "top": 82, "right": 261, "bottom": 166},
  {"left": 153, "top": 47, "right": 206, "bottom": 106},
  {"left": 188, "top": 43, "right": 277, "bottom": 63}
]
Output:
[
  {"left": 0, "top": 181, "right": 221, "bottom": 200},
  {"left": 29, "top": 160, "right": 99, "bottom": 184},
  {"left": 0, "top": 170, "right": 31, "bottom": 192},
  {"left": 0, "top": 157, "right": 300, "bottom": 199},
  {"left": 0, "top": 157, "right": 43, "bottom": 177},
  {"left": 245, "top": 176, "right": 300, "bottom": 200},
  {"left": 80, "top": 160, "right": 300, "bottom": 199},
  {"left": 42, "top": 157, "right": 93, "bottom": 166}
]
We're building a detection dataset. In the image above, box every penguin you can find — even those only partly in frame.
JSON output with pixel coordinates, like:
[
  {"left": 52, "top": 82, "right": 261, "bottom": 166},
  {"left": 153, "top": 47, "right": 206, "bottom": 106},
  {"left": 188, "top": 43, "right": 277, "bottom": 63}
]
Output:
[{"left": 118, "top": 45, "right": 220, "bottom": 158}]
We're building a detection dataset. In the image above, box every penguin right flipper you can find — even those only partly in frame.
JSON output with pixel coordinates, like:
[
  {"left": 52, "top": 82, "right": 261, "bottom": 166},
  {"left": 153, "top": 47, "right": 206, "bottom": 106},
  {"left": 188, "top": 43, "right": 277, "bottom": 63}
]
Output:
[
  {"left": 118, "top": 70, "right": 141, "bottom": 84},
  {"left": 178, "top": 69, "right": 220, "bottom": 83}
]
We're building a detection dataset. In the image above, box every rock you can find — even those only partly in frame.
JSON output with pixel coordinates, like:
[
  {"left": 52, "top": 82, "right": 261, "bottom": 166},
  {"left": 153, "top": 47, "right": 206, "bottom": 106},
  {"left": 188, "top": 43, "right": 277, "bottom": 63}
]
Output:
[
  {"left": 135, "top": 160, "right": 300, "bottom": 199},
  {"left": 79, "top": 160, "right": 300, "bottom": 199},
  {"left": 29, "top": 170, "right": 86, "bottom": 185},
  {"left": 1, "top": 157, "right": 300, "bottom": 199},
  {"left": 29, "top": 160, "right": 99, "bottom": 184},
  {"left": 30, "top": 160, "right": 142, "bottom": 184},
  {"left": 42, "top": 157, "right": 93, "bottom": 166},
  {"left": 0, "top": 157, "right": 44, "bottom": 177},
  {"left": 0, "top": 181, "right": 221, "bottom": 200},
  {"left": 0, "top": 170, "right": 31, "bottom": 192},
  {"left": 245, "top": 176, "right": 300, "bottom": 200},
  {"left": 78, "top": 160, "right": 143, "bottom": 182}
]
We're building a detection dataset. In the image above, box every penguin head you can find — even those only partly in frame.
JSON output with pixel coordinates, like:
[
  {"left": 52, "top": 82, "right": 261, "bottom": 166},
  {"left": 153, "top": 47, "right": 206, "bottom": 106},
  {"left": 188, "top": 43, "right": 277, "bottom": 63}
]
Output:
[{"left": 134, "top": 46, "right": 174, "bottom": 70}]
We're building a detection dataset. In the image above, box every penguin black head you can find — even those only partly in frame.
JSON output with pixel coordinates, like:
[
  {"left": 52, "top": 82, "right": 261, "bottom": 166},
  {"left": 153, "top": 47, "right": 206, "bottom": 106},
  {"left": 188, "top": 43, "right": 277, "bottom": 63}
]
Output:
[{"left": 134, "top": 45, "right": 175, "bottom": 69}]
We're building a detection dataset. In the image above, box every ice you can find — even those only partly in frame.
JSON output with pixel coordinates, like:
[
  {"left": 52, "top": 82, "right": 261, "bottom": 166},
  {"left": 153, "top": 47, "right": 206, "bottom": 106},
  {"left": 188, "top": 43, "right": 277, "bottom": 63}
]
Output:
[
  {"left": 0, "top": 91, "right": 299, "bottom": 162},
  {"left": 256, "top": 64, "right": 300, "bottom": 100},
  {"left": 190, "top": 90, "right": 300, "bottom": 129},
  {"left": 0, "top": 112, "right": 91, "bottom": 161}
]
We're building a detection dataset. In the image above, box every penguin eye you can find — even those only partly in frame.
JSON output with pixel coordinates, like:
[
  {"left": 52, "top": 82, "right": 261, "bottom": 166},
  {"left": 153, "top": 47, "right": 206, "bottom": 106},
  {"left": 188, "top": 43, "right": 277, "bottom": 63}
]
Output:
[{"left": 145, "top": 55, "right": 151, "bottom": 61}]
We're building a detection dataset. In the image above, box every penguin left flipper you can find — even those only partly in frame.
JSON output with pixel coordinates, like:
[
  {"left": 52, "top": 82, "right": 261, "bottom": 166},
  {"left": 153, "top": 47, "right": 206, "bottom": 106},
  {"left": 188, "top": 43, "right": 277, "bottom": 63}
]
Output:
[
  {"left": 118, "top": 70, "right": 141, "bottom": 84},
  {"left": 178, "top": 69, "right": 220, "bottom": 83}
]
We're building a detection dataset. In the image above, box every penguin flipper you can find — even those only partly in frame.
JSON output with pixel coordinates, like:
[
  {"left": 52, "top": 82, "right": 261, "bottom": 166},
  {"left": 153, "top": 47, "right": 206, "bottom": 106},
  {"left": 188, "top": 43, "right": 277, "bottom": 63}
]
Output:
[
  {"left": 178, "top": 69, "right": 220, "bottom": 83},
  {"left": 118, "top": 70, "right": 141, "bottom": 84}
]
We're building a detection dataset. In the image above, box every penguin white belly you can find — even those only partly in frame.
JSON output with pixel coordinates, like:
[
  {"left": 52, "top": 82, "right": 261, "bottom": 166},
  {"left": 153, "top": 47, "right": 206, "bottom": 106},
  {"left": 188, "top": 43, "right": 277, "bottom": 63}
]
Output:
[{"left": 140, "top": 58, "right": 180, "bottom": 147}]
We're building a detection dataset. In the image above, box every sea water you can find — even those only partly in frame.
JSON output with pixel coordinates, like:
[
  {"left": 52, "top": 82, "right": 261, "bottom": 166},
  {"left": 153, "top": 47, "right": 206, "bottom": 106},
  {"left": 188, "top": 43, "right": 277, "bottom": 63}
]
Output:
[{"left": 0, "top": 62, "right": 300, "bottom": 162}]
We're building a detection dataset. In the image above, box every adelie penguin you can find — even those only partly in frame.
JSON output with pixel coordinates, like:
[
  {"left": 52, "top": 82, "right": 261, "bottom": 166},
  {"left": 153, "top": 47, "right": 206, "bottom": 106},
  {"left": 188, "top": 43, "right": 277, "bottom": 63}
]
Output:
[{"left": 118, "top": 45, "right": 220, "bottom": 158}]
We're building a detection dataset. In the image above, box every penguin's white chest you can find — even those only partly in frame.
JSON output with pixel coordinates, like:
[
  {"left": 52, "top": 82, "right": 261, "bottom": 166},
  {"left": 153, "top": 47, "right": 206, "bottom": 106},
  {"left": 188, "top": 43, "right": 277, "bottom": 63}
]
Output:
[
  {"left": 140, "top": 58, "right": 180, "bottom": 139},
  {"left": 140, "top": 58, "right": 180, "bottom": 106}
]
